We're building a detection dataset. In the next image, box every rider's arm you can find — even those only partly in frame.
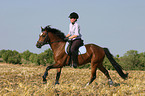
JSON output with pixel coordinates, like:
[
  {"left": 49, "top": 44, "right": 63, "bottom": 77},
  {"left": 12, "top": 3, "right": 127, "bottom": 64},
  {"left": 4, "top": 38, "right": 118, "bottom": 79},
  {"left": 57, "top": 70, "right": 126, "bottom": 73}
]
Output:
[
  {"left": 66, "top": 34, "right": 71, "bottom": 37},
  {"left": 69, "top": 35, "right": 77, "bottom": 39}
]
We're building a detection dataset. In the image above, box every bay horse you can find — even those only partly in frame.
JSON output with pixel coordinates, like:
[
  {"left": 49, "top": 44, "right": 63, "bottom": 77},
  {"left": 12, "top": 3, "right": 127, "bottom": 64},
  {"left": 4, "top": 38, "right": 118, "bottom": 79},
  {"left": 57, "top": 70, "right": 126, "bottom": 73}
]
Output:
[{"left": 36, "top": 25, "right": 128, "bottom": 86}]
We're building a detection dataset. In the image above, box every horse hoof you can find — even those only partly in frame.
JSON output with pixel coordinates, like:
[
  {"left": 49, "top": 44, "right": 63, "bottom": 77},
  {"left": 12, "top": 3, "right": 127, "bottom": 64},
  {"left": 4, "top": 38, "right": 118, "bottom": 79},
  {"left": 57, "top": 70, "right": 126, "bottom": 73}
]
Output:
[
  {"left": 42, "top": 76, "right": 47, "bottom": 84},
  {"left": 55, "top": 81, "right": 60, "bottom": 85},
  {"left": 108, "top": 79, "right": 113, "bottom": 86},
  {"left": 85, "top": 83, "right": 90, "bottom": 88},
  {"left": 109, "top": 83, "right": 113, "bottom": 87},
  {"left": 43, "top": 81, "right": 47, "bottom": 84}
]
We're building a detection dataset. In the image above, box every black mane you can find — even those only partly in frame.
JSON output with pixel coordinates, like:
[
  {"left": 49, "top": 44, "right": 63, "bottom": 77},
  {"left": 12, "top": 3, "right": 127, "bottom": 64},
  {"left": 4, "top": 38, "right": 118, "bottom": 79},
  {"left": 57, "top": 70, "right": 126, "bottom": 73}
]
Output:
[{"left": 44, "top": 25, "right": 66, "bottom": 39}]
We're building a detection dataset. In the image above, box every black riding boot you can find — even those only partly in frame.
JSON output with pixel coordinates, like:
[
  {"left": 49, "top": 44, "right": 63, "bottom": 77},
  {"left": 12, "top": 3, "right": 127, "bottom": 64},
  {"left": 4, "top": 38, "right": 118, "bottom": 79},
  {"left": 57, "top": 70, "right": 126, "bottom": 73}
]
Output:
[{"left": 72, "top": 53, "right": 78, "bottom": 68}]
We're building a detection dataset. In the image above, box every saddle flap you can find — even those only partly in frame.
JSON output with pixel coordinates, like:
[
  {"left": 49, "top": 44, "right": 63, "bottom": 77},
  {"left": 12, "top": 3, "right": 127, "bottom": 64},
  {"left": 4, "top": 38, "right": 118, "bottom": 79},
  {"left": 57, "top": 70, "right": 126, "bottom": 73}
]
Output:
[{"left": 65, "top": 42, "right": 86, "bottom": 55}]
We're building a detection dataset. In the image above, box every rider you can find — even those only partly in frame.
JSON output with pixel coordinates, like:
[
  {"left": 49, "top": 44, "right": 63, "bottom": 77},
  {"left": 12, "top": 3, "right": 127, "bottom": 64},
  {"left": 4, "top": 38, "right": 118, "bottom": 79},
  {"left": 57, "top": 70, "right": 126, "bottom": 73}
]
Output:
[{"left": 65, "top": 12, "right": 83, "bottom": 68}]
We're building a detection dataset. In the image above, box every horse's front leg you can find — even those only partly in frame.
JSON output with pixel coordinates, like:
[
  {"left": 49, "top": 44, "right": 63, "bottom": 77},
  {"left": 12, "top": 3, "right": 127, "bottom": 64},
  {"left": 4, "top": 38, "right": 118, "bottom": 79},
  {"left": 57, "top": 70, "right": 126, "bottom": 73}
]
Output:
[
  {"left": 42, "top": 64, "right": 62, "bottom": 84},
  {"left": 55, "top": 68, "right": 62, "bottom": 85},
  {"left": 42, "top": 66, "right": 52, "bottom": 84}
]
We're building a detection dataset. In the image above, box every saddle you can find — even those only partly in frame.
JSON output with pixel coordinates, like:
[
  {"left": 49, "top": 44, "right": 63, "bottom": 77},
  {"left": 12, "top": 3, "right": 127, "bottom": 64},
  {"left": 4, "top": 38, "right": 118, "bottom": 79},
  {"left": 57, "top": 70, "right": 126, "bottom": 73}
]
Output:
[{"left": 65, "top": 42, "right": 87, "bottom": 55}]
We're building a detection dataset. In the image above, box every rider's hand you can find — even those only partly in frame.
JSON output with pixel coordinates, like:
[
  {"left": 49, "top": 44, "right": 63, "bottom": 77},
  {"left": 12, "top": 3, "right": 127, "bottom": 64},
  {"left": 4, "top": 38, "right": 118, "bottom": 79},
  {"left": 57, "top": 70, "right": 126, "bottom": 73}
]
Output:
[{"left": 64, "top": 37, "right": 69, "bottom": 41}]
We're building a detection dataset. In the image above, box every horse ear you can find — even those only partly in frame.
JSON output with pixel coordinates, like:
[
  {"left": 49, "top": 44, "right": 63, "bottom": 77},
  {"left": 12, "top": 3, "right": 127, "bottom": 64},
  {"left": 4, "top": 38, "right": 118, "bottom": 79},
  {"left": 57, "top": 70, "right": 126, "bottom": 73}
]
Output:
[
  {"left": 46, "top": 25, "right": 51, "bottom": 29},
  {"left": 41, "top": 26, "right": 45, "bottom": 31},
  {"left": 41, "top": 26, "right": 43, "bottom": 30}
]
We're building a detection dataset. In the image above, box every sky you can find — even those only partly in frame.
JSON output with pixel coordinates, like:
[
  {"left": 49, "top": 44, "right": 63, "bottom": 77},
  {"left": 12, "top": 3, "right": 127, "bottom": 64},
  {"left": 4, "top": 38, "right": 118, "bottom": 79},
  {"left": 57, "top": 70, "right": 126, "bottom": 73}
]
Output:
[{"left": 0, "top": 0, "right": 145, "bottom": 56}]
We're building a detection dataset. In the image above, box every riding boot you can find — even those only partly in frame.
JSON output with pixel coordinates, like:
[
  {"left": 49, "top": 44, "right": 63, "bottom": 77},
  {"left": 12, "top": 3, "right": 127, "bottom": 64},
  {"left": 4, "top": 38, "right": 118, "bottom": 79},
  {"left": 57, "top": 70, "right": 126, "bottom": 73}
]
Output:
[{"left": 72, "top": 53, "right": 78, "bottom": 68}]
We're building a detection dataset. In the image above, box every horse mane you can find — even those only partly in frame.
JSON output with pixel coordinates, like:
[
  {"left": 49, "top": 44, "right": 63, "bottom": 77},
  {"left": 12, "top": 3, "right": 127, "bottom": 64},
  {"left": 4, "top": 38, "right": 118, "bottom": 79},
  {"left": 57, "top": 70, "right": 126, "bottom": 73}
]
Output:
[{"left": 44, "top": 25, "right": 66, "bottom": 40}]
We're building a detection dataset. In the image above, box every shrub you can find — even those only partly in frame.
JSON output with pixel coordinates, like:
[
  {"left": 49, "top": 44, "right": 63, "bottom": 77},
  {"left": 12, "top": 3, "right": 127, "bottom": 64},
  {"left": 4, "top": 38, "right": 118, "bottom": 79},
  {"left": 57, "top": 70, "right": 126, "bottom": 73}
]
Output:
[
  {"left": 29, "top": 53, "right": 38, "bottom": 64},
  {"left": 36, "top": 49, "right": 54, "bottom": 66},
  {"left": 37, "top": 53, "right": 47, "bottom": 66},
  {"left": 0, "top": 49, "right": 7, "bottom": 58},
  {"left": 103, "top": 57, "right": 114, "bottom": 70},
  {"left": 2, "top": 50, "right": 21, "bottom": 64},
  {"left": 21, "top": 50, "right": 32, "bottom": 61},
  {"left": 120, "top": 50, "right": 140, "bottom": 70},
  {"left": 138, "top": 52, "right": 145, "bottom": 70},
  {"left": 44, "top": 49, "right": 54, "bottom": 64}
]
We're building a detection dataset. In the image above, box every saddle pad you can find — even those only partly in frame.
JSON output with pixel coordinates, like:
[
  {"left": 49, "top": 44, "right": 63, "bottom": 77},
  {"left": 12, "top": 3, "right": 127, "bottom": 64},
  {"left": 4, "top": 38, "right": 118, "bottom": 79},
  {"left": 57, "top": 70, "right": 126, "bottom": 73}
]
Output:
[{"left": 65, "top": 42, "right": 87, "bottom": 55}]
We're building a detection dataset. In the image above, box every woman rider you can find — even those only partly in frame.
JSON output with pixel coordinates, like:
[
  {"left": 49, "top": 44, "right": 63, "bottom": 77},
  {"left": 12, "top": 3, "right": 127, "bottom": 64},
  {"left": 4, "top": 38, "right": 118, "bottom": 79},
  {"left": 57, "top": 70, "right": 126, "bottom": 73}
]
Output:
[{"left": 65, "top": 12, "right": 83, "bottom": 68}]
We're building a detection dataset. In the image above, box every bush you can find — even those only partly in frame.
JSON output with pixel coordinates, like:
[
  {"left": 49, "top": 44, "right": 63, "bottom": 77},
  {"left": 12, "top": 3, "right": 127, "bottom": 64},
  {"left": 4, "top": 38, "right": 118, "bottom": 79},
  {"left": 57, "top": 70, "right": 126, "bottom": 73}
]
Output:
[
  {"left": 138, "top": 52, "right": 145, "bottom": 70},
  {"left": 37, "top": 53, "right": 47, "bottom": 66},
  {"left": 2, "top": 50, "right": 21, "bottom": 64},
  {"left": 0, "top": 49, "right": 6, "bottom": 58},
  {"left": 120, "top": 50, "right": 141, "bottom": 70},
  {"left": 43, "top": 49, "right": 54, "bottom": 64},
  {"left": 0, "top": 48, "right": 144, "bottom": 70},
  {"left": 21, "top": 50, "right": 32, "bottom": 61},
  {"left": 36, "top": 49, "right": 54, "bottom": 66},
  {"left": 29, "top": 53, "right": 38, "bottom": 64}
]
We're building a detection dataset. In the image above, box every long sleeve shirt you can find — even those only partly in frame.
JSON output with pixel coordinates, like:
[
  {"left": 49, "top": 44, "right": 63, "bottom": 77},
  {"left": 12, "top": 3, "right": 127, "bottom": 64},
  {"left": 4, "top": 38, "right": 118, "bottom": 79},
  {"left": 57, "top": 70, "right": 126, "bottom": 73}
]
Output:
[{"left": 68, "top": 22, "right": 82, "bottom": 40}]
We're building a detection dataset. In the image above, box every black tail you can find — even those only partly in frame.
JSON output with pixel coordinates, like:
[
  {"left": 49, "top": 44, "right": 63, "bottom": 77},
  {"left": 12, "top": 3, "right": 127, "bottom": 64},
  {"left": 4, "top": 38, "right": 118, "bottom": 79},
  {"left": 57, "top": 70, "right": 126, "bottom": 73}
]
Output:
[{"left": 103, "top": 48, "right": 128, "bottom": 79}]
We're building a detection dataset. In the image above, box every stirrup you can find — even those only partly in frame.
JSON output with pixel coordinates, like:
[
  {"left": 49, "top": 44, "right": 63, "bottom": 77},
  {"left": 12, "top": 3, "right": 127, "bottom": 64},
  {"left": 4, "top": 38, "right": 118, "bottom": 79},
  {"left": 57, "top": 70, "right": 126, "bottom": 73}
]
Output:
[{"left": 72, "top": 63, "right": 77, "bottom": 68}]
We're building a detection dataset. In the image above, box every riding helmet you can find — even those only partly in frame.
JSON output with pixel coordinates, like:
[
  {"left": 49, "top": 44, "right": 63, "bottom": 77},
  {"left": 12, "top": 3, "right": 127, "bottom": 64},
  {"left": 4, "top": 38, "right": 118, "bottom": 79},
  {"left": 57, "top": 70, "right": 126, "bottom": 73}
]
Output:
[{"left": 69, "top": 12, "right": 79, "bottom": 19}]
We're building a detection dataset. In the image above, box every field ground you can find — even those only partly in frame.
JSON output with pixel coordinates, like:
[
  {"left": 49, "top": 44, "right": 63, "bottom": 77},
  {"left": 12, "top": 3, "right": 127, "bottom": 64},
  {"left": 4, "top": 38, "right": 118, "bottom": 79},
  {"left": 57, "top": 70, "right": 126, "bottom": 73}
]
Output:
[{"left": 0, "top": 63, "right": 145, "bottom": 96}]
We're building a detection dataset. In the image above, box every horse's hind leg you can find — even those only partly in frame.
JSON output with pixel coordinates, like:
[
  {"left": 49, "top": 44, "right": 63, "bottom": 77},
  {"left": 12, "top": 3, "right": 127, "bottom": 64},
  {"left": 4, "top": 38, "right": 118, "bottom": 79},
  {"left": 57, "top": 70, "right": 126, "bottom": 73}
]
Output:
[
  {"left": 98, "top": 64, "right": 113, "bottom": 86},
  {"left": 86, "top": 63, "right": 98, "bottom": 86}
]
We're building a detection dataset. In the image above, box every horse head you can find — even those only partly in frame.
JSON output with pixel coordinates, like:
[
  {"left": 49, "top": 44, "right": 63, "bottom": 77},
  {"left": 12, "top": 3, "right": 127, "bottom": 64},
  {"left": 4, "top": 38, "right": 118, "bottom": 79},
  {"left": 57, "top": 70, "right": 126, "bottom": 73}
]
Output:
[
  {"left": 36, "top": 25, "right": 66, "bottom": 48},
  {"left": 36, "top": 26, "right": 51, "bottom": 48}
]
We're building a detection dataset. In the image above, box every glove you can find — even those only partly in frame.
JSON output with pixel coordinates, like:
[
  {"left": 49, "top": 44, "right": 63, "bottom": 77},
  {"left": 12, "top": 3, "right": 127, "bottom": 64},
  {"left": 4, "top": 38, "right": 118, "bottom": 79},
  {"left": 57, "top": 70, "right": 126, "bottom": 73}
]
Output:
[{"left": 64, "top": 37, "right": 69, "bottom": 41}]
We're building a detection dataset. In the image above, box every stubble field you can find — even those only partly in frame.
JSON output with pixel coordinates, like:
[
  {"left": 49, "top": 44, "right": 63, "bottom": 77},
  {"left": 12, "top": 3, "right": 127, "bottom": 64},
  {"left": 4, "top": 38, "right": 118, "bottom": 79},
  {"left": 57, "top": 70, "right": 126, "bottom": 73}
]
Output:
[{"left": 0, "top": 63, "right": 145, "bottom": 96}]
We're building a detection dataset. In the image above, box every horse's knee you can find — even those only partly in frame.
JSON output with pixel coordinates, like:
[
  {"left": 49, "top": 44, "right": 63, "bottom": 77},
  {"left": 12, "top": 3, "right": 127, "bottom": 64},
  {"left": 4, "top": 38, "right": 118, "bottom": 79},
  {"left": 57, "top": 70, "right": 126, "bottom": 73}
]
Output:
[{"left": 46, "top": 66, "right": 51, "bottom": 71}]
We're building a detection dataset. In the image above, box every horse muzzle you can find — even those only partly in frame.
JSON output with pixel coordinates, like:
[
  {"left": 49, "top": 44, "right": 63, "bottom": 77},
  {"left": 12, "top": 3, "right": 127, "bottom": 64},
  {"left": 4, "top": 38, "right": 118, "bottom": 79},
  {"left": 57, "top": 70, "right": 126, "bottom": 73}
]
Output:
[{"left": 36, "top": 41, "right": 43, "bottom": 48}]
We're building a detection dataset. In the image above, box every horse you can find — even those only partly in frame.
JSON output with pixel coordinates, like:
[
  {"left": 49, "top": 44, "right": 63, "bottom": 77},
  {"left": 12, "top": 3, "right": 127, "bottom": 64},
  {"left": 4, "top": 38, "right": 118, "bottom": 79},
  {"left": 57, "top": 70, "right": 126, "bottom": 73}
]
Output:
[{"left": 36, "top": 25, "right": 128, "bottom": 86}]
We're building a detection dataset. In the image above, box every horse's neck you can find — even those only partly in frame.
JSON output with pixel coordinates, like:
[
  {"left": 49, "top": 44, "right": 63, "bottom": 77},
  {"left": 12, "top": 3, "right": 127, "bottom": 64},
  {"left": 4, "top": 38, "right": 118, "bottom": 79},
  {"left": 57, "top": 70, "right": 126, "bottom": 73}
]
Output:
[
  {"left": 51, "top": 42, "right": 65, "bottom": 59},
  {"left": 48, "top": 32, "right": 66, "bottom": 55},
  {"left": 50, "top": 42, "right": 65, "bottom": 52}
]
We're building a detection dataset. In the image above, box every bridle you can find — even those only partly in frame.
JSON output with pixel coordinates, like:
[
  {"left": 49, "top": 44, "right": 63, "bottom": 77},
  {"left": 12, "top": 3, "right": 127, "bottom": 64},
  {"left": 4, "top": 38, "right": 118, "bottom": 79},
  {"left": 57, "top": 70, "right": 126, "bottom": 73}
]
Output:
[{"left": 37, "top": 31, "right": 64, "bottom": 45}]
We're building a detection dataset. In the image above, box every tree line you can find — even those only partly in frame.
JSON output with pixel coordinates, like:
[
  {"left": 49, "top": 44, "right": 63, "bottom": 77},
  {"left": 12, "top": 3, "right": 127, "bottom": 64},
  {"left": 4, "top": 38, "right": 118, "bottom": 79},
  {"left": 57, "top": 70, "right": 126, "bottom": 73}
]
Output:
[
  {"left": 0, "top": 49, "right": 53, "bottom": 66},
  {"left": 0, "top": 49, "right": 144, "bottom": 70}
]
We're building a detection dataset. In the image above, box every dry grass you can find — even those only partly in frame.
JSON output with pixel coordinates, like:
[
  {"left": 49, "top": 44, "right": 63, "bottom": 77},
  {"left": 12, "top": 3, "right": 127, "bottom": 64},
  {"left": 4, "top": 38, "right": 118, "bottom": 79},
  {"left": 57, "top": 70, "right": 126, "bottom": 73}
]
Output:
[{"left": 0, "top": 63, "right": 145, "bottom": 96}]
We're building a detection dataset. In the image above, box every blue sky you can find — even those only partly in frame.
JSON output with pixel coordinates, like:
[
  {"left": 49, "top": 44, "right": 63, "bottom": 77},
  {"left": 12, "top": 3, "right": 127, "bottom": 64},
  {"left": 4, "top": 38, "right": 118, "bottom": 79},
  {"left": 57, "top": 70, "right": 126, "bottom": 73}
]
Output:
[{"left": 0, "top": 0, "right": 145, "bottom": 56}]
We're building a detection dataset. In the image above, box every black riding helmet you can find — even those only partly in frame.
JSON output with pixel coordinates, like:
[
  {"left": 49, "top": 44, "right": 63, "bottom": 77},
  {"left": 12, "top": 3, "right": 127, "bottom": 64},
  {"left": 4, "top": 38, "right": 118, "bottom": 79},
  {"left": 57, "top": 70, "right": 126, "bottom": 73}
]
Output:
[{"left": 69, "top": 12, "right": 79, "bottom": 19}]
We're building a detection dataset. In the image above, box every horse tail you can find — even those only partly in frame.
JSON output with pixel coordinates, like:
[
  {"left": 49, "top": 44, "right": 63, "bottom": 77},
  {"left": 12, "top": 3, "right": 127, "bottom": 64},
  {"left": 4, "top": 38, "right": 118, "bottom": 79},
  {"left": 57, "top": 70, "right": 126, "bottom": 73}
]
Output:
[{"left": 103, "top": 48, "right": 128, "bottom": 79}]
